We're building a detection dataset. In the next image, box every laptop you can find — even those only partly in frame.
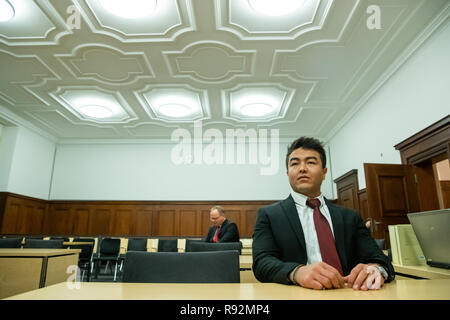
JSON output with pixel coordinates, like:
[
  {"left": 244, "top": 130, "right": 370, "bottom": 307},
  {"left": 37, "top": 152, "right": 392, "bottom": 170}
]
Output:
[{"left": 407, "top": 209, "right": 450, "bottom": 269}]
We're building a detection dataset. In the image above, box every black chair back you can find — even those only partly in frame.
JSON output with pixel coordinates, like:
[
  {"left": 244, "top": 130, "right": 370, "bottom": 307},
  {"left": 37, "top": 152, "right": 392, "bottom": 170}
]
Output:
[
  {"left": 157, "top": 239, "right": 178, "bottom": 252},
  {"left": 50, "top": 236, "right": 70, "bottom": 242},
  {"left": 73, "top": 237, "right": 95, "bottom": 243},
  {"left": 99, "top": 238, "right": 120, "bottom": 257},
  {"left": 127, "top": 238, "right": 147, "bottom": 251},
  {"left": 185, "top": 239, "right": 205, "bottom": 252},
  {"left": 122, "top": 251, "right": 240, "bottom": 283},
  {"left": 188, "top": 241, "right": 243, "bottom": 255},
  {"left": 0, "top": 237, "right": 22, "bottom": 248},
  {"left": 24, "top": 239, "right": 64, "bottom": 249},
  {"left": 70, "top": 244, "right": 94, "bottom": 261},
  {"left": 375, "top": 239, "right": 385, "bottom": 250}
]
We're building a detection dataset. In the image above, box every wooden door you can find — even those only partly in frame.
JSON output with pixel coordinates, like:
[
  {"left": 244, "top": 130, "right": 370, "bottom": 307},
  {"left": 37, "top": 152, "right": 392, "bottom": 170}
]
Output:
[{"left": 364, "top": 163, "right": 421, "bottom": 247}]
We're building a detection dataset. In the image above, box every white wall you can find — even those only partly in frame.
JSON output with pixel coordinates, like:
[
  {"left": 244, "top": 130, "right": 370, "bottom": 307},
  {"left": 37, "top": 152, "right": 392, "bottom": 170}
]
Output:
[
  {"left": 0, "top": 126, "right": 56, "bottom": 199},
  {"left": 0, "top": 126, "right": 18, "bottom": 192},
  {"left": 1, "top": 125, "right": 334, "bottom": 201},
  {"left": 50, "top": 141, "right": 295, "bottom": 201},
  {"left": 328, "top": 20, "right": 450, "bottom": 191}
]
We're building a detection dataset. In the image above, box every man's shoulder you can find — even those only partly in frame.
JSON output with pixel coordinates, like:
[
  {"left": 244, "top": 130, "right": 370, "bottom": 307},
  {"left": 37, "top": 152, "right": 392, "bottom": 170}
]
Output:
[
  {"left": 258, "top": 196, "right": 292, "bottom": 213},
  {"left": 223, "top": 219, "right": 237, "bottom": 228},
  {"left": 224, "top": 219, "right": 236, "bottom": 226}
]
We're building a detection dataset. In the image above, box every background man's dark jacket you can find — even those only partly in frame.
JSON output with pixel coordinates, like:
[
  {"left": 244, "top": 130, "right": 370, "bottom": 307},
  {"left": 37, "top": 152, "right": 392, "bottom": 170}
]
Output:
[{"left": 205, "top": 219, "right": 239, "bottom": 243}]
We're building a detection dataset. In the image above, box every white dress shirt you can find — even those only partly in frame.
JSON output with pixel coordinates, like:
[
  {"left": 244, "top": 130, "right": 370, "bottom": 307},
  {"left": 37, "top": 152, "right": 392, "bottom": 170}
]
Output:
[{"left": 290, "top": 188, "right": 335, "bottom": 265}]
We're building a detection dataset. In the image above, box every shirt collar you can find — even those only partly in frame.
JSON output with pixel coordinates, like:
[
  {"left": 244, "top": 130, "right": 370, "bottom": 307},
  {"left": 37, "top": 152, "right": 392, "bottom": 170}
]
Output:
[{"left": 290, "top": 188, "right": 325, "bottom": 208}]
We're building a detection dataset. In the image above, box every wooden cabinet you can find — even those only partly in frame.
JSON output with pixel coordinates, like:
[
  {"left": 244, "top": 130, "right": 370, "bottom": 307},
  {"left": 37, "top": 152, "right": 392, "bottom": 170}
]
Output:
[{"left": 334, "top": 169, "right": 360, "bottom": 212}]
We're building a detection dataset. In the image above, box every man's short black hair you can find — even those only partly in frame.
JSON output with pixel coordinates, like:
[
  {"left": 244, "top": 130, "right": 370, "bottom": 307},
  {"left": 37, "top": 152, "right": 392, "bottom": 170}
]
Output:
[{"left": 286, "top": 137, "right": 326, "bottom": 169}]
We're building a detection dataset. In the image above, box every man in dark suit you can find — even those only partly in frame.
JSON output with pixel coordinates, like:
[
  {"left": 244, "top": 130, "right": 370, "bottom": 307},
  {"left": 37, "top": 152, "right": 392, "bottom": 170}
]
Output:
[
  {"left": 253, "top": 137, "right": 394, "bottom": 290},
  {"left": 205, "top": 206, "right": 239, "bottom": 243}
]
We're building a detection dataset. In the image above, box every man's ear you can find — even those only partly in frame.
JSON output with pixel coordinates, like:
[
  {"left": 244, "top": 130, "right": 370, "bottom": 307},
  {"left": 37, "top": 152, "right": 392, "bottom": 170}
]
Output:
[{"left": 322, "top": 167, "right": 328, "bottom": 180}]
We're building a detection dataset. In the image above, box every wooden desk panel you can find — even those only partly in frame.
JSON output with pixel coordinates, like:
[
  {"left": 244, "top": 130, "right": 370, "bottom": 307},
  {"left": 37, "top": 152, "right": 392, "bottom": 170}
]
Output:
[
  {"left": 45, "top": 254, "right": 79, "bottom": 287},
  {"left": 5, "top": 279, "right": 450, "bottom": 300},
  {"left": 0, "top": 249, "right": 80, "bottom": 299},
  {"left": 240, "top": 270, "right": 259, "bottom": 283},
  {"left": 239, "top": 255, "right": 252, "bottom": 269},
  {"left": 0, "top": 258, "right": 42, "bottom": 298}
]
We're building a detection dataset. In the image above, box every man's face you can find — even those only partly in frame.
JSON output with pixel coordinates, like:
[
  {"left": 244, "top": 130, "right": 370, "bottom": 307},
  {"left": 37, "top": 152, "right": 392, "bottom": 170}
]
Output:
[
  {"left": 210, "top": 209, "right": 225, "bottom": 227},
  {"left": 287, "top": 147, "right": 327, "bottom": 198}
]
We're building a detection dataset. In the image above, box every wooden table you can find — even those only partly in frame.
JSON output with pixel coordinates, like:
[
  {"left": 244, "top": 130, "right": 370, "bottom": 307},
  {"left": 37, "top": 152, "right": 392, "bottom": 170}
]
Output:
[
  {"left": 5, "top": 279, "right": 450, "bottom": 300},
  {"left": 0, "top": 248, "right": 80, "bottom": 299},
  {"left": 63, "top": 242, "right": 94, "bottom": 246}
]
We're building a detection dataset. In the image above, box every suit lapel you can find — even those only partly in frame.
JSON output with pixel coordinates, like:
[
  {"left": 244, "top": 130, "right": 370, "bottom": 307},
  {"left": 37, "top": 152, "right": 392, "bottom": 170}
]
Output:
[
  {"left": 325, "top": 199, "right": 348, "bottom": 274},
  {"left": 218, "top": 220, "right": 228, "bottom": 238},
  {"left": 281, "top": 195, "right": 307, "bottom": 252}
]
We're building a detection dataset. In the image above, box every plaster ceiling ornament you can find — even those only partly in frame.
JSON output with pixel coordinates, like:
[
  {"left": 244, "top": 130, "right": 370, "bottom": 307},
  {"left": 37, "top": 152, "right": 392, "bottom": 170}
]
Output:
[{"left": 0, "top": 0, "right": 447, "bottom": 141}]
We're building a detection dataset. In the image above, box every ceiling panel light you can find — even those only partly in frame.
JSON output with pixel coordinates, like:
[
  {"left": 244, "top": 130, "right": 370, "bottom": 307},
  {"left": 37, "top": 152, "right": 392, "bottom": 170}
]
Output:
[
  {"left": 240, "top": 103, "right": 273, "bottom": 117},
  {"left": 248, "top": 0, "right": 305, "bottom": 16},
  {"left": 99, "top": 0, "right": 157, "bottom": 19},
  {"left": 0, "top": 0, "right": 15, "bottom": 22},
  {"left": 159, "top": 103, "right": 192, "bottom": 118},
  {"left": 79, "top": 104, "right": 114, "bottom": 119}
]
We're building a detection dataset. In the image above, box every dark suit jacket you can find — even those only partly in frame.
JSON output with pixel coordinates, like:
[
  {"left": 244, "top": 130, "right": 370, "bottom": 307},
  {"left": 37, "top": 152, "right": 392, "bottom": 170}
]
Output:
[
  {"left": 252, "top": 195, "right": 395, "bottom": 284},
  {"left": 205, "top": 219, "right": 240, "bottom": 243}
]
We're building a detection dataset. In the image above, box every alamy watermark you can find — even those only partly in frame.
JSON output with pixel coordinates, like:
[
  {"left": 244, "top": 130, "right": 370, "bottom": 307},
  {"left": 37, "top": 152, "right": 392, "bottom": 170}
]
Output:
[
  {"left": 367, "top": 5, "right": 381, "bottom": 30},
  {"left": 170, "top": 121, "right": 280, "bottom": 175},
  {"left": 66, "top": 265, "right": 81, "bottom": 290},
  {"left": 66, "top": 5, "right": 81, "bottom": 30}
]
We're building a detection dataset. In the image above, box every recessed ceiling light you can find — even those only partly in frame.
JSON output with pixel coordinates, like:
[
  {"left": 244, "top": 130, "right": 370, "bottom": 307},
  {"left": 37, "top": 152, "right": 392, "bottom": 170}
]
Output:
[
  {"left": 240, "top": 103, "right": 273, "bottom": 117},
  {"left": 248, "top": 0, "right": 305, "bottom": 16},
  {"left": 79, "top": 104, "right": 114, "bottom": 119},
  {"left": 159, "top": 103, "right": 192, "bottom": 118},
  {"left": 99, "top": 0, "right": 157, "bottom": 19},
  {"left": 0, "top": 0, "right": 15, "bottom": 22}
]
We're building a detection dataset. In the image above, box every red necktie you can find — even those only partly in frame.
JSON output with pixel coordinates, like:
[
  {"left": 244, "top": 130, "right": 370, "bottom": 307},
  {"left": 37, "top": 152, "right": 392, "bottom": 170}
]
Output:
[
  {"left": 306, "top": 198, "right": 344, "bottom": 276},
  {"left": 213, "top": 226, "right": 221, "bottom": 243}
]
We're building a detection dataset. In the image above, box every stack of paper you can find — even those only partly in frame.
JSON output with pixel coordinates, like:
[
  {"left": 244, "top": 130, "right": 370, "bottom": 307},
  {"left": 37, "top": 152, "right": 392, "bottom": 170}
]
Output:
[{"left": 388, "top": 224, "right": 426, "bottom": 266}]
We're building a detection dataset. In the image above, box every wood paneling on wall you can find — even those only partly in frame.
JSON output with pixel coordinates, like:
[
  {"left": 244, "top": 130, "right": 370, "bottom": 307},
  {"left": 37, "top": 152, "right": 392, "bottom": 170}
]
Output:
[
  {"left": 0, "top": 193, "right": 47, "bottom": 235},
  {"left": 0, "top": 193, "right": 274, "bottom": 238}
]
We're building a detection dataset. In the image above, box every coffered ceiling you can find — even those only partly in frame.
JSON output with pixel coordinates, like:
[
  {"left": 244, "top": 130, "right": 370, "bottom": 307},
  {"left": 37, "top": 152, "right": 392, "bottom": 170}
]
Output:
[{"left": 0, "top": 0, "right": 448, "bottom": 142}]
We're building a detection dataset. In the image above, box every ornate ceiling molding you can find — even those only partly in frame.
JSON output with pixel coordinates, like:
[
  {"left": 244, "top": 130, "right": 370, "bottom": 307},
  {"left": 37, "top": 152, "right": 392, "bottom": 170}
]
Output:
[
  {"left": 215, "top": 0, "right": 332, "bottom": 40},
  {"left": 55, "top": 44, "right": 154, "bottom": 85},
  {"left": 134, "top": 83, "right": 210, "bottom": 124},
  {"left": 163, "top": 41, "right": 255, "bottom": 83},
  {"left": 221, "top": 83, "right": 295, "bottom": 123},
  {"left": 75, "top": 0, "right": 196, "bottom": 42},
  {"left": 0, "top": 49, "right": 59, "bottom": 107},
  {"left": 48, "top": 85, "right": 138, "bottom": 125},
  {"left": 0, "top": 0, "right": 72, "bottom": 46}
]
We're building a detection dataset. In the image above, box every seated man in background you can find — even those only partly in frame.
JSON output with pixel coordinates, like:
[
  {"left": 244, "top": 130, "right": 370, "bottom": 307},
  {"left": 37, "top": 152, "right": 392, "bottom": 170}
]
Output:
[
  {"left": 252, "top": 136, "right": 394, "bottom": 290},
  {"left": 205, "top": 206, "right": 239, "bottom": 243}
]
